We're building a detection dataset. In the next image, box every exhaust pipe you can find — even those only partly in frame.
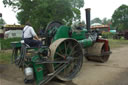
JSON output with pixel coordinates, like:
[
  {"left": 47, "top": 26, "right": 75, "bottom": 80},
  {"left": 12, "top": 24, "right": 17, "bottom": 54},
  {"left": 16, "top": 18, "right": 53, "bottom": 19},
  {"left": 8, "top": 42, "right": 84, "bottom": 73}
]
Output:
[{"left": 85, "top": 8, "right": 91, "bottom": 32}]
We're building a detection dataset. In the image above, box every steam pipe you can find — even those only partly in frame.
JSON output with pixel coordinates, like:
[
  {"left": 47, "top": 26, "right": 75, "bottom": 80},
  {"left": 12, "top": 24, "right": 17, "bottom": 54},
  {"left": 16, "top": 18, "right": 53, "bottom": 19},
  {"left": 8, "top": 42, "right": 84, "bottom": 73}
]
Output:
[{"left": 85, "top": 8, "right": 91, "bottom": 32}]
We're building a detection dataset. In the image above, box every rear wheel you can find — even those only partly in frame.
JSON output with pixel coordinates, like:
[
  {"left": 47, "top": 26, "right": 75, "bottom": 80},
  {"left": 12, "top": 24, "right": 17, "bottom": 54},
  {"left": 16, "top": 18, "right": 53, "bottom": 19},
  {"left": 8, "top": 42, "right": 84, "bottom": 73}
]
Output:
[{"left": 48, "top": 38, "right": 83, "bottom": 81}]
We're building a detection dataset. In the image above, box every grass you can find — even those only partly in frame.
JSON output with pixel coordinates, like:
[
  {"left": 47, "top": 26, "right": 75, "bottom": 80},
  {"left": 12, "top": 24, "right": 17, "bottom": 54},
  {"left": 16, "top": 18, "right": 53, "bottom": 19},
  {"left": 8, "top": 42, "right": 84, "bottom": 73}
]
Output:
[
  {"left": 0, "top": 50, "right": 12, "bottom": 64},
  {"left": 0, "top": 38, "right": 21, "bottom": 64},
  {"left": 108, "top": 39, "right": 128, "bottom": 49}
]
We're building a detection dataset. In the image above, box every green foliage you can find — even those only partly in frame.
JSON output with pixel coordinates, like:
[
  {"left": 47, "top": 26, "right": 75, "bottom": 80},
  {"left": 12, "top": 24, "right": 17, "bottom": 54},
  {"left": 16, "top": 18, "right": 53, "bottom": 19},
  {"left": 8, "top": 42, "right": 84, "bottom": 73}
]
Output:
[
  {"left": 0, "top": 18, "right": 6, "bottom": 27},
  {"left": 69, "top": 0, "right": 84, "bottom": 8},
  {"left": 0, "top": 50, "right": 11, "bottom": 64},
  {"left": 102, "top": 32, "right": 114, "bottom": 39},
  {"left": 91, "top": 17, "right": 111, "bottom": 25},
  {"left": 0, "top": 38, "right": 21, "bottom": 50},
  {"left": 3, "top": 0, "right": 84, "bottom": 30},
  {"left": 112, "top": 4, "right": 128, "bottom": 31},
  {"left": 91, "top": 17, "right": 102, "bottom": 24},
  {"left": 102, "top": 18, "right": 111, "bottom": 25}
]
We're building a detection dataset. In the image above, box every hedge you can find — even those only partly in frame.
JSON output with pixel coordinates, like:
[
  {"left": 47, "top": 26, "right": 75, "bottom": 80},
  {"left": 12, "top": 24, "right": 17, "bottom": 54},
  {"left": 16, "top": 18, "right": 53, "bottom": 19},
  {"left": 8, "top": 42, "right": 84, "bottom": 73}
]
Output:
[
  {"left": 0, "top": 38, "right": 21, "bottom": 50},
  {"left": 102, "top": 32, "right": 115, "bottom": 39}
]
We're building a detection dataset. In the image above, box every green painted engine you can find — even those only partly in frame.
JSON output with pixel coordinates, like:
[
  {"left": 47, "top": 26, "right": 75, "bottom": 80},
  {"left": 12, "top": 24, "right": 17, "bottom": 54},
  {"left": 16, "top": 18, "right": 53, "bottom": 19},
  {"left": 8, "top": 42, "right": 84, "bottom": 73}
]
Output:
[
  {"left": 51, "top": 25, "right": 93, "bottom": 47},
  {"left": 11, "top": 8, "right": 111, "bottom": 85}
]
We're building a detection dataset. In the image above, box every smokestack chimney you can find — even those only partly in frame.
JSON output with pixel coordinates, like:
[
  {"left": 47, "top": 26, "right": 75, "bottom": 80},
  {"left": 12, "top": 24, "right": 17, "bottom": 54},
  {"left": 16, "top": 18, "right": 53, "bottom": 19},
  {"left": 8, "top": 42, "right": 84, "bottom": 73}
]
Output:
[
  {"left": 0, "top": 13, "right": 2, "bottom": 17},
  {"left": 85, "top": 8, "right": 91, "bottom": 32}
]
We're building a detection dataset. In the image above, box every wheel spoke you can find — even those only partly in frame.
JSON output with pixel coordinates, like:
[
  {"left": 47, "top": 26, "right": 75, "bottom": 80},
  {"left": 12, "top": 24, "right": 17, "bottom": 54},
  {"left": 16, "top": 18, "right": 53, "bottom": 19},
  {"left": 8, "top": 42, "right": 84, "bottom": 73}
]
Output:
[
  {"left": 63, "top": 63, "right": 74, "bottom": 76},
  {"left": 56, "top": 52, "right": 65, "bottom": 59},
  {"left": 69, "top": 43, "right": 79, "bottom": 56},
  {"left": 58, "top": 46, "right": 63, "bottom": 54},
  {"left": 64, "top": 41, "right": 67, "bottom": 56},
  {"left": 71, "top": 50, "right": 78, "bottom": 56},
  {"left": 67, "top": 63, "right": 74, "bottom": 74},
  {"left": 64, "top": 41, "right": 72, "bottom": 56}
]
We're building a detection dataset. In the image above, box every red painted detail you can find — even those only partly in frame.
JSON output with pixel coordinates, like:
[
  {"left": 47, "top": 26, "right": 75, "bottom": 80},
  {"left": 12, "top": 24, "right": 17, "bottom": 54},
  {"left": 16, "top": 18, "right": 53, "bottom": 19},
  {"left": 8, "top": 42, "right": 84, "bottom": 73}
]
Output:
[
  {"left": 108, "top": 26, "right": 110, "bottom": 32},
  {"left": 97, "top": 38, "right": 109, "bottom": 51},
  {"left": 37, "top": 67, "right": 43, "bottom": 72},
  {"left": 64, "top": 56, "right": 66, "bottom": 59}
]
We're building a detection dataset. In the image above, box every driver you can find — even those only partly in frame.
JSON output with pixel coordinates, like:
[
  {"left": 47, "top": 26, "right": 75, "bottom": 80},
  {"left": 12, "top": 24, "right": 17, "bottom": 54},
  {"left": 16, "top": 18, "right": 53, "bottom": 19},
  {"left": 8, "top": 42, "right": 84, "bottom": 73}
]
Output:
[{"left": 22, "top": 21, "right": 42, "bottom": 47}]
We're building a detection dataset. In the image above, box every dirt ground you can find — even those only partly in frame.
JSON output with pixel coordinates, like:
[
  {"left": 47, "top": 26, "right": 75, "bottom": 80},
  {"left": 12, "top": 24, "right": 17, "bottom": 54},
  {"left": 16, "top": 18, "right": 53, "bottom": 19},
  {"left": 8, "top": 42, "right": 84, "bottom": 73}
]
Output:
[{"left": 1, "top": 45, "right": 128, "bottom": 85}]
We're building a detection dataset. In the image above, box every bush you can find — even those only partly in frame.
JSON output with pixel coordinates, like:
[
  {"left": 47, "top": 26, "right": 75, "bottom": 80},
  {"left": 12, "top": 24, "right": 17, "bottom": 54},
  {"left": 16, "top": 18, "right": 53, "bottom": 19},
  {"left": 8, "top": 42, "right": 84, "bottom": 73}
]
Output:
[
  {"left": 0, "top": 38, "right": 21, "bottom": 50},
  {"left": 102, "top": 32, "right": 115, "bottom": 39}
]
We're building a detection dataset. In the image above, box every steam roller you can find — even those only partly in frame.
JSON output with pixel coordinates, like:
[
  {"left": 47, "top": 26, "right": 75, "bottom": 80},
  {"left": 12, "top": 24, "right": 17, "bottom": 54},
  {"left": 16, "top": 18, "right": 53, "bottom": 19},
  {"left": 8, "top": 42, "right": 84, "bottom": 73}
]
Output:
[{"left": 10, "top": 8, "right": 111, "bottom": 85}]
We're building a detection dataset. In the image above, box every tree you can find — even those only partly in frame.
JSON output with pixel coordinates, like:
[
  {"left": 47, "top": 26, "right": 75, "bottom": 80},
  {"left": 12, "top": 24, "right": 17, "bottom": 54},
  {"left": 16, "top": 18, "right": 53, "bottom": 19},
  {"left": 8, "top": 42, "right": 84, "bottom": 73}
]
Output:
[
  {"left": 0, "top": 13, "right": 6, "bottom": 26},
  {"left": 3, "top": 0, "right": 84, "bottom": 30},
  {"left": 91, "top": 17, "right": 102, "bottom": 24},
  {"left": 112, "top": 4, "right": 128, "bottom": 31},
  {"left": 0, "top": 18, "right": 6, "bottom": 27},
  {"left": 91, "top": 17, "right": 112, "bottom": 25},
  {"left": 102, "top": 18, "right": 111, "bottom": 25}
]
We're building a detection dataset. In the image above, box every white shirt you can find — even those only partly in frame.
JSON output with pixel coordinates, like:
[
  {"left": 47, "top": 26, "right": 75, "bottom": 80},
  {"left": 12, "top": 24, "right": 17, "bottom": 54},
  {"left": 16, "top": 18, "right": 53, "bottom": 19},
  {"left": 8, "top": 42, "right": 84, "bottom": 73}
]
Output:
[{"left": 23, "top": 25, "right": 37, "bottom": 38}]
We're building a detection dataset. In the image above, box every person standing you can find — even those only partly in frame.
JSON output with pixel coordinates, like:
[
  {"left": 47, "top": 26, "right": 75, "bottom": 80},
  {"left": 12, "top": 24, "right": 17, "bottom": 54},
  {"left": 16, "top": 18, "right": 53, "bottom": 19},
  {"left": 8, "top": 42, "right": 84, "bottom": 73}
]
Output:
[{"left": 22, "top": 21, "right": 42, "bottom": 47}]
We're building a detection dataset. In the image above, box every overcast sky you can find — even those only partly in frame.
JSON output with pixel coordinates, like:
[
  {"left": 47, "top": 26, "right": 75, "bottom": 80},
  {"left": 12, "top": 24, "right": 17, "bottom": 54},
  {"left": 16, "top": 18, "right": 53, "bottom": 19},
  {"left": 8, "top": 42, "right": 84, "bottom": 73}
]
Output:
[
  {"left": 81, "top": 0, "right": 128, "bottom": 21},
  {"left": 0, "top": 0, "right": 128, "bottom": 24}
]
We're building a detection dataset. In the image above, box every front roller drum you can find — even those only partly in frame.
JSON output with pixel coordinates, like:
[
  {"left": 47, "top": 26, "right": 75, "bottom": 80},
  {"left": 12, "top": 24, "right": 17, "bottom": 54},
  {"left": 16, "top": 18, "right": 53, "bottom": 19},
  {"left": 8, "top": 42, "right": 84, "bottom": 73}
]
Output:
[
  {"left": 86, "top": 42, "right": 111, "bottom": 63},
  {"left": 48, "top": 38, "right": 83, "bottom": 81}
]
